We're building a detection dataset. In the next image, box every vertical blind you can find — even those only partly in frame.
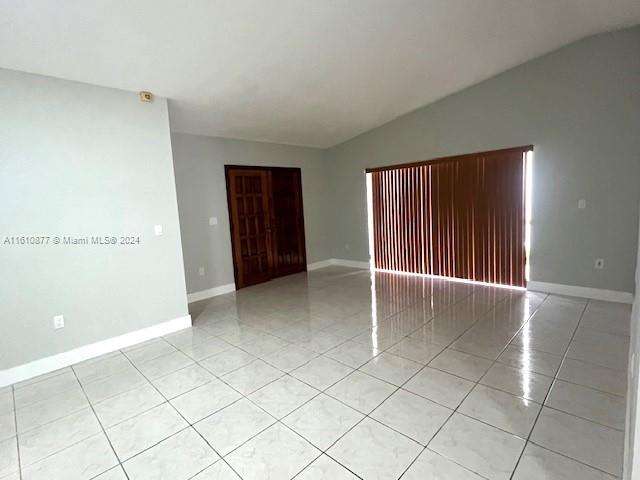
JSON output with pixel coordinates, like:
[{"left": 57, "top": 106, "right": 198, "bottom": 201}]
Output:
[{"left": 369, "top": 146, "right": 530, "bottom": 287}]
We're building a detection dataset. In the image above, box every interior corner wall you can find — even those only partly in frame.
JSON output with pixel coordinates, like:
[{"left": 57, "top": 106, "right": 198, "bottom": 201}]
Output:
[
  {"left": 625, "top": 208, "right": 640, "bottom": 479},
  {"left": 0, "top": 69, "right": 188, "bottom": 370},
  {"left": 171, "top": 132, "right": 330, "bottom": 295},
  {"left": 324, "top": 26, "right": 640, "bottom": 293}
]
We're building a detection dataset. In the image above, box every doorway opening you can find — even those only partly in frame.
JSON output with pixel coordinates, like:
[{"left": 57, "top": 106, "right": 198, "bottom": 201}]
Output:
[{"left": 225, "top": 165, "right": 307, "bottom": 289}]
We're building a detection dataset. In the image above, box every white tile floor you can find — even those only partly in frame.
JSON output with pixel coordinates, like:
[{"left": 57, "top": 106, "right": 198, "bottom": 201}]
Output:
[{"left": 0, "top": 266, "right": 630, "bottom": 479}]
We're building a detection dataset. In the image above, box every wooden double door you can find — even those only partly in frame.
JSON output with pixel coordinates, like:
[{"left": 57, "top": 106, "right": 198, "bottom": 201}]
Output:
[{"left": 225, "top": 166, "right": 307, "bottom": 289}]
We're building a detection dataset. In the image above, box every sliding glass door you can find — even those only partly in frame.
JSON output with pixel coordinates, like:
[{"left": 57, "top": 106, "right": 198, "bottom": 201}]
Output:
[{"left": 368, "top": 146, "right": 530, "bottom": 287}]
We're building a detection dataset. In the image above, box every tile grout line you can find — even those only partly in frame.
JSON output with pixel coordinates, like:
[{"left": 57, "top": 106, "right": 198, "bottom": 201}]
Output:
[
  {"left": 507, "top": 298, "right": 591, "bottom": 480},
  {"left": 174, "top": 290, "right": 432, "bottom": 458},
  {"left": 332, "top": 286, "right": 535, "bottom": 476},
  {"left": 91, "top": 350, "right": 193, "bottom": 451},
  {"left": 12, "top": 367, "right": 180, "bottom": 439},
  {"left": 210, "top": 271, "right": 480, "bottom": 362},
  {"left": 5, "top": 291, "right": 484, "bottom": 480},
  {"left": 523, "top": 442, "right": 621, "bottom": 478},
  {"left": 7, "top": 274, "right": 626, "bottom": 480},
  {"left": 13, "top": 383, "right": 121, "bottom": 476},
  {"left": 397, "top": 357, "right": 626, "bottom": 435},
  {"left": 186, "top": 338, "right": 365, "bottom": 479},
  {"left": 119, "top": 283, "right": 623, "bottom": 478},
  {"left": 188, "top": 356, "right": 334, "bottom": 478},
  {"left": 507, "top": 299, "right": 629, "bottom": 477},
  {"left": 69, "top": 365, "right": 132, "bottom": 480},
  {"left": 306, "top": 286, "right": 512, "bottom": 479},
  {"left": 1, "top": 274, "right": 464, "bottom": 475},
  {"left": 118, "top": 346, "right": 246, "bottom": 480},
  {"left": 7, "top": 367, "right": 71, "bottom": 393},
  {"left": 393, "top": 293, "right": 553, "bottom": 479},
  {"left": 11, "top": 385, "right": 24, "bottom": 480},
  {"left": 2, "top": 283, "right": 526, "bottom": 480},
  {"left": 166, "top": 281, "right": 461, "bottom": 479},
  {"left": 138, "top": 317, "right": 343, "bottom": 476}
]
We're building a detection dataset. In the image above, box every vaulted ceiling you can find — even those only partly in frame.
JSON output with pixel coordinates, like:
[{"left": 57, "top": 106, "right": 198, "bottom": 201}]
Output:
[{"left": 1, "top": 1, "right": 639, "bottom": 147}]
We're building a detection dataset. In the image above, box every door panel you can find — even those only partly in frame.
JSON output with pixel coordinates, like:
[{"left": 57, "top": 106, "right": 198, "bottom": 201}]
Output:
[
  {"left": 227, "top": 169, "right": 274, "bottom": 288},
  {"left": 226, "top": 166, "right": 307, "bottom": 289},
  {"left": 271, "top": 168, "right": 306, "bottom": 277}
]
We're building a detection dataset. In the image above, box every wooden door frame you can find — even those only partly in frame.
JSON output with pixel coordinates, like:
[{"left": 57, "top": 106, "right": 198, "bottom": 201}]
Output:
[{"left": 224, "top": 165, "right": 308, "bottom": 289}]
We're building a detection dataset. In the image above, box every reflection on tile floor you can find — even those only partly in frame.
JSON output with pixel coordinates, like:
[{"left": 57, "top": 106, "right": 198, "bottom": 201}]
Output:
[{"left": 1, "top": 266, "right": 630, "bottom": 479}]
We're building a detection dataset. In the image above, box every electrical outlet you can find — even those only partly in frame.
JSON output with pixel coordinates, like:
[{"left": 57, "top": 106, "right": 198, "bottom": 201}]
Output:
[
  {"left": 208, "top": 217, "right": 218, "bottom": 226},
  {"left": 154, "top": 225, "right": 163, "bottom": 236},
  {"left": 198, "top": 266, "right": 205, "bottom": 276},
  {"left": 595, "top": 258, "right": 605, "bottom": 270},
  {"left": 345, "top": 243, "right": 350, "bottom": 251},
  {"left": 578, "top": 199, "right": 586, "bottom": 209},
  {"left": 53, "top": 315, "right": 64, "bottom": 329}
]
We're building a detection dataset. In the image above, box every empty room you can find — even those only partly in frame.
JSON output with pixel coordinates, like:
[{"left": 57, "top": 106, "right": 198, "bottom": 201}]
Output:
[{"left": 1, "top": 1, "right": 640, "bottom": 479}]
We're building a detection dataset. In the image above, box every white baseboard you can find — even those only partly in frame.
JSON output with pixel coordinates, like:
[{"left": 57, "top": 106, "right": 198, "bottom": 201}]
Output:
[
  {"left": 528, "top": 281, "right": 633, "bottom": 304},
  {"left": 188, "top": 263, "right": 369, "bottom": 301},
  {"left": 307, "top": 258, "right": 370, "bottom": 271},
  {"left": 307, "top": 259, "right": 334, "bottom": 271},
  {"left": 0, "top": 315, "right": 192, "bottom": 388},
  {"left": 332, "top": 258, "right": 371, "bottom": 269},
  {"left": 187, "top": 283, "right": 236, "bottom": 303},
  {"left": 307, "top": 264, "right": 633, "bottom": 303}
]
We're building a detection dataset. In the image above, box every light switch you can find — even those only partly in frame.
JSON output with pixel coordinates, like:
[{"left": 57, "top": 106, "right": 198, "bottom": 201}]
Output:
[
  {"left": 578, "top": 199, "right": 586, "bottom": 209},
  {"left": 154, "top": 225, "right": 163, "bottom": 236},
  {"left": 198, "top": 266, "right": 205, "bottom": 276},
  {"left": 209, "top": 217, "right": 218, "bottom": 226}
]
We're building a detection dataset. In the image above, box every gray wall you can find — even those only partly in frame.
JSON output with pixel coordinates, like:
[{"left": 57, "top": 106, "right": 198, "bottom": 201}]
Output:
[
  {"left": 0, "top": 69, "right": 188, "bottom": 370},
  {"left": 325, "top": 27, "right": 640, "bottom": 293},
  {"left": 171, "top": 132, "right": 330, "bottom": 294}
]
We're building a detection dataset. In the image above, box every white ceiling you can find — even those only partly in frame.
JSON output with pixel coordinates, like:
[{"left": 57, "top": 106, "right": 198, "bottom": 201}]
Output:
[{"left": 1, "top": 1, "right": 639, "bottom": 148}]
